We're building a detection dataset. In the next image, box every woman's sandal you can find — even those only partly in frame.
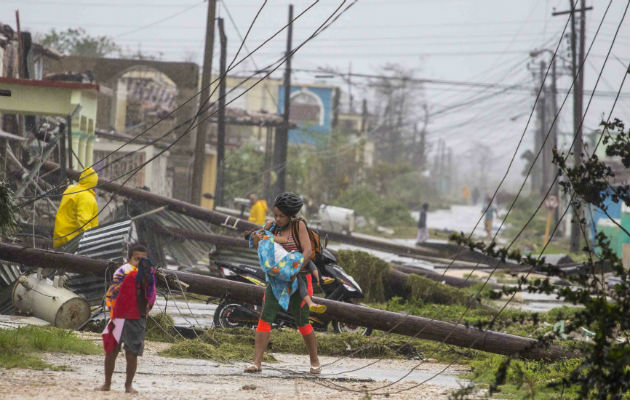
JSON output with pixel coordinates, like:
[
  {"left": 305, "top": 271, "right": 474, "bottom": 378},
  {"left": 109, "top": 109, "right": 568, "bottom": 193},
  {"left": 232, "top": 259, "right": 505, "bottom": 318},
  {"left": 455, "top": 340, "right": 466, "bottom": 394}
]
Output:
[
  {"left": 310, "top": 365, "right": 322, "bottom": 375},
  {"left": 244, "top": 364, "right": 262, "bottom": 373}
]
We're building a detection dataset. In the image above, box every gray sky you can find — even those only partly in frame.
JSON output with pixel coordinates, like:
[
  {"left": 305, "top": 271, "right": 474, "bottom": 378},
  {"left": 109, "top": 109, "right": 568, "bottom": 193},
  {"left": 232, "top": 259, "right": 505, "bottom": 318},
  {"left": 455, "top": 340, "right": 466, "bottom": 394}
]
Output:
[{"left": 2, "top": 0, "right": 629, "bottom": 190}]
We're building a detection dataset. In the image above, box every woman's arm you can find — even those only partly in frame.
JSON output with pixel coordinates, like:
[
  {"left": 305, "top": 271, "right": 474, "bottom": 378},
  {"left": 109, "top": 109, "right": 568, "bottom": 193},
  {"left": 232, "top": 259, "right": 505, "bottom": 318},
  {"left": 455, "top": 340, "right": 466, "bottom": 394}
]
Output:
[{"left": 296, "top": 220, "right": 312, "bottom": 261}]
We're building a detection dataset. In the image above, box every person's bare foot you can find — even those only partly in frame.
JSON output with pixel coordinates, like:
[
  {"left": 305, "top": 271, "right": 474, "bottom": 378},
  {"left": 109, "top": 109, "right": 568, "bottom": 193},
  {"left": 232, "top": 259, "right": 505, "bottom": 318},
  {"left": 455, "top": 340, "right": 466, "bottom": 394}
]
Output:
[
  {"left": 95, "top": 383, "right": 111, "bottom": 391},
  {"left": 125, "top": 384, "right": 138, "bottom": 394},
  {"left": 244, "top": 363, "right": 262, "bottom": 373}
]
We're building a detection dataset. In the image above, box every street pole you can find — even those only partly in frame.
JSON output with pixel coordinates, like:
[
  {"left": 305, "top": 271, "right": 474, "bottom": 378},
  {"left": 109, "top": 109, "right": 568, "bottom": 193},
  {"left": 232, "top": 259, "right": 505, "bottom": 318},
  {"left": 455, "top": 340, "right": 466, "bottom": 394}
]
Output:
[
  {"left": 273, "top": 4, "right": 293, "bottom": 196},
  {"left": 573, "top": 0, "right": 587, "bottom": 250},
  {"left": 214, "top": 18, "right": 227, "bottom": 207},
  {"left": 552, "top": 1, "right": 592, "bottom": 250},
  {"left": 191, "top": 0, "right": 216, "bottom": 205},
  {"left": 550, "top": 54, "right": 560, "bottom": 227},
  {"left": 538, "top": 60, "right": 548, "bottom": 195}
]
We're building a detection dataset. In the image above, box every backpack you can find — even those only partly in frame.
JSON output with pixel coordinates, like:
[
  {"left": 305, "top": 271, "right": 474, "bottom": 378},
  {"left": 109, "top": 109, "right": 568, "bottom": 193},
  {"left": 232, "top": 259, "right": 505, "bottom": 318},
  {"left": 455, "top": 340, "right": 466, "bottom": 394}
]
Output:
[{"left": 291, "top": 218, "right": 323, "bottom": 262}]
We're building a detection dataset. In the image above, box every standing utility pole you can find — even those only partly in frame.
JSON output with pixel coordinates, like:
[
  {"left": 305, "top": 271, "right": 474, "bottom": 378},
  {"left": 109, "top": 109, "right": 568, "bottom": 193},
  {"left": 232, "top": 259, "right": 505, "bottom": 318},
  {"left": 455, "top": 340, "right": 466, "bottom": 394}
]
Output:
[
  {"left": 550, "top": 54, "right": 560, "bottom": 227},
  {"left": 537, "top": 60, "right": 548, "bottom": 195},
  {"left": 273, "top": 4, "right": 293, "bottom": 196},
  {"left": 191, "top": 0, "right": 216, "bottom": 205},
  {"left": 553, "top": 0, "right": 591, "bottom": 252},
  {"left": 214, "top": 18, "right": 227, "bottom": 207}
]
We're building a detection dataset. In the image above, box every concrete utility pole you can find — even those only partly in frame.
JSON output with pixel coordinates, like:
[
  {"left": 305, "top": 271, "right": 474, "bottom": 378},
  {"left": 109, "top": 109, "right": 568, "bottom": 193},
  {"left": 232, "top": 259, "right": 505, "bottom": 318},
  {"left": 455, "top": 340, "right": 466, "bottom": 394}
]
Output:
[
  {"left": 272, "top": 4, "right": 293, "bottom": 196},
  {"left": 553, "top": 0, "right": 591, "bottom": 252},
  {"left": 191, "top": 0, "right": 217, "bottom": 205},
  {"left": 214, "top": 18, "right": 227, "bottom": 207},
  {"left": 0, "top": 242, "right": 568, "bottom": 360},
  {"left": 550, "top": 55, "right": 560, "bottom": 227}
]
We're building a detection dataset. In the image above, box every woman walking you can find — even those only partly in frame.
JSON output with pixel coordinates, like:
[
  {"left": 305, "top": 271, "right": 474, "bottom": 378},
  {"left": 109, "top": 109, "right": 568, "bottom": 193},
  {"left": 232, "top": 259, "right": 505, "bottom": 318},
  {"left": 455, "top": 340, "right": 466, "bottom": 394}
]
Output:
[{"left": 244, "top": 192, "right": 321, "bottom": 374}]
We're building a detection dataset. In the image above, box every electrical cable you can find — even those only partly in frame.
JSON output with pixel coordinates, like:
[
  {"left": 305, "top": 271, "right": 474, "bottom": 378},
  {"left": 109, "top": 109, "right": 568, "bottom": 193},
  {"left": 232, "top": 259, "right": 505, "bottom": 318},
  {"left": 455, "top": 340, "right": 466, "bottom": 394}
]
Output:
[
  {"left": 307, "top": 0, "right": 623, "bottom": 392},
  {"left": 27, "top": 0, "right": 357, "bottom": 245},
  {"left": 15, "top": 0, "right": 320, "bottom": 207}
]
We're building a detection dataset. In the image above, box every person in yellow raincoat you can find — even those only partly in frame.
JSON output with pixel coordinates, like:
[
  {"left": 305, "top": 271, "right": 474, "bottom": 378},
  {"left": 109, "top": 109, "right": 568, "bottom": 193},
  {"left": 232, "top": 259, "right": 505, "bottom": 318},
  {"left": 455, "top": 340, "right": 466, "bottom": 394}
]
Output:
[
  {"left": 53, "top": 167, "right": 99, "bottom": 248},
  {"left": 248, "top": 194, "right": 268, "bottom": 226}
]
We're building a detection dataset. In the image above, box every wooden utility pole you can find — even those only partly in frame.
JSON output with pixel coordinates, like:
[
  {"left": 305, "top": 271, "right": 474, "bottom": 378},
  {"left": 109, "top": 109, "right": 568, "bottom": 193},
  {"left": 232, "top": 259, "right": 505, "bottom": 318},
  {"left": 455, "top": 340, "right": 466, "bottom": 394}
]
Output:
[
  {"left": 191, "top": 0, "right": 217, "bottom": 205},
  {"left": 272, "top": 4, "right": 293, "bottom": 196},
  {"left": 214, "top": 17, "right": 227, "bottom": 207},
  {"left": 554, "top": 0, "right": 591, "bottom": 252},
  {"left": 0, "top": 242, "right": 568, "bottom": 360}
]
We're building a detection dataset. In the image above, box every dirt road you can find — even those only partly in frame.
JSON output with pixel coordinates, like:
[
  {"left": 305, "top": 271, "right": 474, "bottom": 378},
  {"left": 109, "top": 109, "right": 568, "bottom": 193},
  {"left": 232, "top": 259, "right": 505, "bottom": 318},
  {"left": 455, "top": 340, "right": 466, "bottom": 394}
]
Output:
[{"left": 0, "top": 336, "right": 471, "bottom": 399}]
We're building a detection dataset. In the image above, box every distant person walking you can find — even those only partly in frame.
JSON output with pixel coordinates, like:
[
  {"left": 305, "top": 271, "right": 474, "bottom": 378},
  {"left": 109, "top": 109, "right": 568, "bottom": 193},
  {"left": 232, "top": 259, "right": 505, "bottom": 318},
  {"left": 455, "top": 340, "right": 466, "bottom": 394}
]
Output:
[
  {"left": 462, "top": 186, "right": 471, "bottom": 204},
  {"left": 248, "top": 194, "right": 268, "bottom": 226},
  {"left": 483, "top": 197, "right": 497, "bottom": 240},
  {"left": 472, "top": 187, "right": 480, "bottom": 205},
  {"left": 415, "top": 203, "right": 429, "bottom": 245}
]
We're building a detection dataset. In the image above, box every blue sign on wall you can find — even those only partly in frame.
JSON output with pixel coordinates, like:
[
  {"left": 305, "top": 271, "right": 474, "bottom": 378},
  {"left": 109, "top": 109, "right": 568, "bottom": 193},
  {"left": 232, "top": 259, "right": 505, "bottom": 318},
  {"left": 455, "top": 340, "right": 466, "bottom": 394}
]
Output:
[{"left": 278, "top": 85, "right": 334, "bottom": 146}]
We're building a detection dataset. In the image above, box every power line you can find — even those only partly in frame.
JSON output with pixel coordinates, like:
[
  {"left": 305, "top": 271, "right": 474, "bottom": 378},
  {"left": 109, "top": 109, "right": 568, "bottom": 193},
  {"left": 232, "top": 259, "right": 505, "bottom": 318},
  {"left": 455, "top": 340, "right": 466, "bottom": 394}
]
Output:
[
  {"left": 22, "top": 0, "right": 357, "bottom": 246},
  {"left": 114, "top": 1, "right": 205, "bottom": 38},
  {"left": 17, "top": 0, "right": 323, "bottom": 207},
  {"left": 375, "top": 1, "right": 629, "bottom": 394}
]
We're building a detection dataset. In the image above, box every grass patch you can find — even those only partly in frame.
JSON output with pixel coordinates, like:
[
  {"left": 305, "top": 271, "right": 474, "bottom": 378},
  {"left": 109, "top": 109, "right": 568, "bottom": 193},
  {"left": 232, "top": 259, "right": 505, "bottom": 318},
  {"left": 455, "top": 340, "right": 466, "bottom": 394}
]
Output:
[
  {"left": 146, "top": 312, "right": 178, "bottom": 342},
  {"left": 463, "top": 354, "right": 581, "bottom": 399},
  {"left": 336, "top": 249, "right": 489, "bottom": 306},
  {"left": 161, "top": 327, "right": 490, "bottom": 365},
  {"left": 336, "top": 250, "right": 390, "bottom": 302},
  {"left": 0, "top": 326, "right": 100, "bottom": 370}
]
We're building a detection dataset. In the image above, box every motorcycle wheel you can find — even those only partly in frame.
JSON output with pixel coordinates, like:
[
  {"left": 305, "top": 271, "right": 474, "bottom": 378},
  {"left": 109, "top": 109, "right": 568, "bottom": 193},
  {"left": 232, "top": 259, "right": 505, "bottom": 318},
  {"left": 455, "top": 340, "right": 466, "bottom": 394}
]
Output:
[
  {"left": 332, "top": 320, "right": 373, "bottom": 336},
  {"left": 213, "top": 302, "right": 251, "bottom": 329}
]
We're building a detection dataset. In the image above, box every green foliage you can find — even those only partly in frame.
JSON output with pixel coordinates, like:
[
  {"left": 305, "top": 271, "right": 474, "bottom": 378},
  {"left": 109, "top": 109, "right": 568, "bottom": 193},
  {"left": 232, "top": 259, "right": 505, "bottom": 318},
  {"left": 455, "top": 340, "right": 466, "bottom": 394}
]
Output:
[
  {"left": 460, "top": 355, "right": 581, "bottom": 399},
  {"left": 0, "top": 181, "right": 16, "bottom": 237},
  {"left": 406, "top": 274, "right": 474, "bottom": 306},
  {"left": 162, "top": 327, "right": 479, "bottom": 363},
  {"left": 450, "top": 117, "right": 630, "bottom": 398},
  {"left": 0, "top": 326, "right": 100, "bottom": 370},
  {"left": 334, "top": 186, "right": 414, "bottom": 227},
  {"left": 222, "top": 144, "right": 265, "bottom": 202},
  {"left": 146, "top": 312, "right": 177, "bottom": 342},
  {"left": 335, "top": 250, "right": 390, "bottom": 302},
  {"left": 39, "top": 28, "right": 119, "bottom": 57}
]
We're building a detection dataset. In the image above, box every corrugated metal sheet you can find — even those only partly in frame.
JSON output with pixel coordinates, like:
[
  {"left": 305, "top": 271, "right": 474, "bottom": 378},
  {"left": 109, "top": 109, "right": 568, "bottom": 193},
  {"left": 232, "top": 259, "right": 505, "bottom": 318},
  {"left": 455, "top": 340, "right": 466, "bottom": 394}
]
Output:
[
  {"left": 133, "top": 206, "right": 216, "bottom": 273},
  {"left": 0, "top": 263, "right": 22, "bottom": 314},
  {"left": 64, "top": 220, "right": 135, "bottom": 305}
]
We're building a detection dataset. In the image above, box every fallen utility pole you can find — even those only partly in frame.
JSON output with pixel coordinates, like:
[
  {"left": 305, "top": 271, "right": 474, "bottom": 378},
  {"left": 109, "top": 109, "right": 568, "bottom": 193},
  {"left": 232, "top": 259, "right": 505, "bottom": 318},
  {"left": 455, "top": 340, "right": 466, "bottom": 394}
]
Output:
[
  {"left": 40, "top": 162, "right": 516, "bottom": 267},
  {"left": 0, "top": 242, "right": 568, "bottom": 360},
  {"left": 151, "top": 224, "right": 495, "bottom": 291},
  {"left": 393, "top": 264, "right": 501, "bottom": 289}
]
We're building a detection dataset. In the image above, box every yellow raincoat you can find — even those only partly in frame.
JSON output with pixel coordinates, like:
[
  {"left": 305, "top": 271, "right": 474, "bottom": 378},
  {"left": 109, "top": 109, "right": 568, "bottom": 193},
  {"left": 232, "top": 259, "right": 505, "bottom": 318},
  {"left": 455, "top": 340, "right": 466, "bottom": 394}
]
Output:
[
  {"left": 248, "top": 200, "right": 268, "bottom": 226},
  {"left": 53, "top": 167, "right": 99, "bottom": 248}
]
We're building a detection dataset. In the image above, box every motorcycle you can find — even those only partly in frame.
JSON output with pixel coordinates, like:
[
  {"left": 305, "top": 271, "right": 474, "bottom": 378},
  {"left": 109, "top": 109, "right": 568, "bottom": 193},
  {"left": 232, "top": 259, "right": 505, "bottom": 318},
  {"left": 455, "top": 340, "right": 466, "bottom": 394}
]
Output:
[{"left": 213, "top": 248, "right": 372, "bottom": 336}]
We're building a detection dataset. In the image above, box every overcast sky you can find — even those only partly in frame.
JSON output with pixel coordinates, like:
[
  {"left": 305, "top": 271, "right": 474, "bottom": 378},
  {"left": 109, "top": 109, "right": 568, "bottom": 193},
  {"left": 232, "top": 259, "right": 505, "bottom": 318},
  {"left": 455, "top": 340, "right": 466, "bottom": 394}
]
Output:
[{"left": 2, "top": 0, "right": 629, "bottom": 190}]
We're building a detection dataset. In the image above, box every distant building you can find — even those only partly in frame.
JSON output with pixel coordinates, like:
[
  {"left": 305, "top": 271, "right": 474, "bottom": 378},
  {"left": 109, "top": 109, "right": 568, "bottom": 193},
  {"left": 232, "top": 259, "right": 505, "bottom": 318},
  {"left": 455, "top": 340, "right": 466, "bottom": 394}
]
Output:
[{"left": 278, "top": 83, "right": 336, "bottom": 146}]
